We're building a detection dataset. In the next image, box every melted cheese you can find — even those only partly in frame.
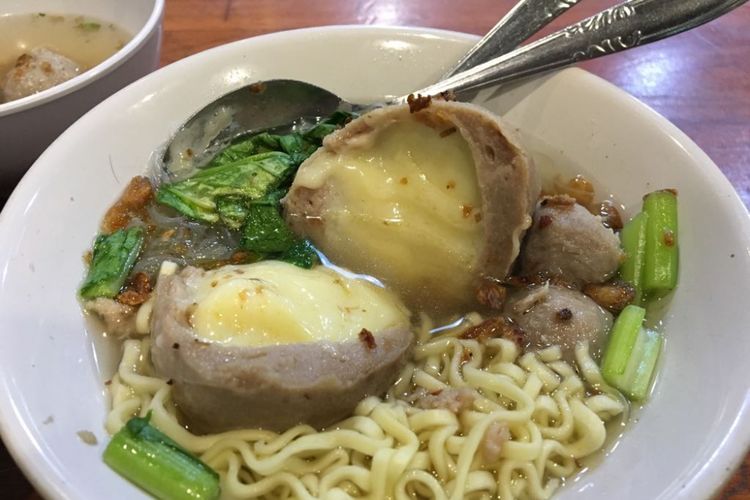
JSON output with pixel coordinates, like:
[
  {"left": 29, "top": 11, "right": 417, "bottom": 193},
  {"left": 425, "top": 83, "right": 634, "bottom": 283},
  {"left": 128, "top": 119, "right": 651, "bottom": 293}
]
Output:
[
  {"left": 293, "top": 117, "right": 484, "bottom": 310},
  {"left": 189, "top": 261, "right": 410, "bottom": 347}
]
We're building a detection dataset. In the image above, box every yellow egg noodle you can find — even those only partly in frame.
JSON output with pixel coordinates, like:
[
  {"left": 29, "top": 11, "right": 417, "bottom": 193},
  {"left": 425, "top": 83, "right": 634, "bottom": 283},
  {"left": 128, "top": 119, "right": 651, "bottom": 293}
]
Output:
[{"left": 106, "top": 314, "right": 626, "bottom": 500}]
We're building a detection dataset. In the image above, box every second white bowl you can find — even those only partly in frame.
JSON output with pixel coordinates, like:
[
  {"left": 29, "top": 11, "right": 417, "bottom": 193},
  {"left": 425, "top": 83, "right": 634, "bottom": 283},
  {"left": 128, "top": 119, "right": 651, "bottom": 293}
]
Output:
[{"left": 0, "top": 0, "right": 164, "bottom": 187}]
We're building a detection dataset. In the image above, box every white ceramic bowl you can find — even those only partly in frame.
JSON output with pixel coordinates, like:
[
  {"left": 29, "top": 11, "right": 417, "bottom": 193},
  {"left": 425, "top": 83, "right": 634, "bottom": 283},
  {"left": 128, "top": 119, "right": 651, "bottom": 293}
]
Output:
[
  {"left": 1, "top": 26, "right": 749, "bottom": 500},
  {"left": 0, "top": 0, "right": 164, "bottom": 186}
]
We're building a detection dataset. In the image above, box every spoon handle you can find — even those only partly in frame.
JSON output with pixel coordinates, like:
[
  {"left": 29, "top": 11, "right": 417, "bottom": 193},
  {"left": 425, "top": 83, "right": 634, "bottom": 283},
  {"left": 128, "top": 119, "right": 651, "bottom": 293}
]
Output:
[
  {"left": 412, "top": 0, "right": 748, "bottom": 98},
  {"left": 444, "top": 0, "right": 585, "bottom": 77}
]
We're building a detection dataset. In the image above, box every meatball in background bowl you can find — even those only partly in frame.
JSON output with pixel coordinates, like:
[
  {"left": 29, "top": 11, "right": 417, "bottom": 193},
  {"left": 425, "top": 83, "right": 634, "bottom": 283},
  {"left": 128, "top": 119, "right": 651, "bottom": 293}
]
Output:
[{"left": 0, "top": 0, "right": 164, "bottom": 190}]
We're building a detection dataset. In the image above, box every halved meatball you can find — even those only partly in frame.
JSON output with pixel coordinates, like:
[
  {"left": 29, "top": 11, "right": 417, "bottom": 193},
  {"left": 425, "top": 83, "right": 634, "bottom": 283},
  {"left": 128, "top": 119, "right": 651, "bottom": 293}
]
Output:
[
  {"left": 150, "top": 262, "right": 413, "bottom": 433},
  {"left": 283, "top": 100, "right": 539, "bottom": 314},
  {"left": 520, "top": 195, "right": 624, "bottom": 286},
  {"left": 1, "top": 47, "right": 80, "bottom": 102},
  {"left": 504, "top": 283, "right": 613, "bottom": 360}
]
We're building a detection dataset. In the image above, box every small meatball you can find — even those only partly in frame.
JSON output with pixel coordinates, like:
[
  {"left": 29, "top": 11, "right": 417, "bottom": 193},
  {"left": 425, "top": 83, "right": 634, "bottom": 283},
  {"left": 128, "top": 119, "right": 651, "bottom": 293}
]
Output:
[
  {"left": 521, "top": 195, "right": 624, "bottom": 285},
  {"left": 84, "top": 298, "right": 136, "bottom": 337},
  {"left": 504, "top": 284, "right": 613, "bottom": 360},
  {"left": 2, "top": 48, "right": 80, "bottom": 102}
]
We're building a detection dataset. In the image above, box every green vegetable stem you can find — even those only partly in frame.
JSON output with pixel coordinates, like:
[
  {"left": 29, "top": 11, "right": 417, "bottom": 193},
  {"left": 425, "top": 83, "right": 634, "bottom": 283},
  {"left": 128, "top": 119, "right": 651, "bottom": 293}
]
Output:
[
  {"left": 618, "top": 211, "right": 649, "bottom": 305},
  {"left": 103, "top": 414, "right": 220, "bottom": 500},
  {"left": 642, "top": 190, "right": 679, "bottom": 298},
  {"left": 601, "top": 305, "right": 663, "bottom": 401},
  {"left": 79, "top": 227, "right": 145, "bottom": 299},
  {"left": 618, "top": 189, "right": 678, "bottom": 304}
]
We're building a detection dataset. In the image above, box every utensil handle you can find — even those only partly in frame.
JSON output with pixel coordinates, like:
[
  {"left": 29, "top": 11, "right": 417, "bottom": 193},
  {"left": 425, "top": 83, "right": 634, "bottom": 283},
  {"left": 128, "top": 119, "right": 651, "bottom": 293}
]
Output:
[
  {"left": 444, "top": 0, "right": 585, "bottom": 77},
  {"left": 414, "top": 0, "right": 748, "bottom": 97}
]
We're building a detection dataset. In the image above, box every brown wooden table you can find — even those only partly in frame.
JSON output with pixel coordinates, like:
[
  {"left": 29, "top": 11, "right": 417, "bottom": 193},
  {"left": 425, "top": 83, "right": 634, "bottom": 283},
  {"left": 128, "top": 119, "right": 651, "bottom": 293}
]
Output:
[{"left": 2, "top": 0, "right": 749, "bottom": 498}]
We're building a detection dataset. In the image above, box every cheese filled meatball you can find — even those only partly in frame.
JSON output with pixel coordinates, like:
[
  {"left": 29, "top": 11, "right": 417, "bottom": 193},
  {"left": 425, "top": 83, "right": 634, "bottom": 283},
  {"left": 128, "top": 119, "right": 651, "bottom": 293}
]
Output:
[
  {"left": 283, "top": 100, "right": 539, "bottom": 314},
  {"left": 149, "top": 261, "right": 413, "bottom": 433}
]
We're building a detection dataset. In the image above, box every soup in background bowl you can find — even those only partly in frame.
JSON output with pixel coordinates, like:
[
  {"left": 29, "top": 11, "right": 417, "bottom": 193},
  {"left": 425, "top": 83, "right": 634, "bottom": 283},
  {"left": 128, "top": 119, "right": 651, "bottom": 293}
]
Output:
[
  {"left": 0, "top": 13, "right": 132, "bottom": 103},
  {"left": 0, "top": 0, "right": 163, "bottom": 191}
]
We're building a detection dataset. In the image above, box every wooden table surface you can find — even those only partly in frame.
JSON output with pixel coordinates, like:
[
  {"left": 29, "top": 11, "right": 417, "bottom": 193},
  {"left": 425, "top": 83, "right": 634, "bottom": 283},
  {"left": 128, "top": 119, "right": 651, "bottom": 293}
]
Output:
[{"left": 2, "top": 0, "right": 749, "bottom": 498}]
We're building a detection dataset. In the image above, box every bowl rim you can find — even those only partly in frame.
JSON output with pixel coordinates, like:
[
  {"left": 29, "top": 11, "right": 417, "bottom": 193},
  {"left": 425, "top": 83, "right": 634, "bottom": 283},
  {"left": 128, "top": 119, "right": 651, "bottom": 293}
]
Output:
[
  {"left": 0, "top": 23, "right": 749, "bottom": 500},
  {"left": 0, "top": 0, "right": 165, "bottom": 118}
]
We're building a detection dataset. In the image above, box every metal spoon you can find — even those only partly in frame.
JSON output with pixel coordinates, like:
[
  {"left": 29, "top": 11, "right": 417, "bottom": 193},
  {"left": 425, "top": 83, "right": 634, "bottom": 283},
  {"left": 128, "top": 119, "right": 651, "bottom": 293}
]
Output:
[
  {"left": 164, "top": 0, "right": 746, "bottom": 175},
  {"left": 415, "top": 0, "right": 748, "bottom": 98},
  {"left": 163, "top": 0, "right": 584, "bottom": 174},
  {"left": 443, "top": 0, "right": 584, "bottom": 77}
]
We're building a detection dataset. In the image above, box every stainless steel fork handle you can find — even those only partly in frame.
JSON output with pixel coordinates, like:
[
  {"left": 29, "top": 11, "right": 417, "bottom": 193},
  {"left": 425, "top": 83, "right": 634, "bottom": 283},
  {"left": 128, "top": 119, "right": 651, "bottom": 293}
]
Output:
[
  {"left": 409, "top": 0, "right": 748, "bottom": 99},
  {"left": 444, "top": 0, "right": 585, "bottom": 77}
]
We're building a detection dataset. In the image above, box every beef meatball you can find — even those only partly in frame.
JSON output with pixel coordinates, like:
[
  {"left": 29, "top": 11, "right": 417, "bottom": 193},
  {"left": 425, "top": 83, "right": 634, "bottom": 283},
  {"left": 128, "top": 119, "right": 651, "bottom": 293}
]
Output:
[
  {"left": 284, "top": 100, "right": 539, "bottom": 314},
  {"left": 1, "top": 47, "right": 80, "bottom": 102},
  {"left": 150, "top": 262, "right": 414, "bottom": 433},
  {"left": 520, "top": 195, "right": 624, "bottom": 285},
  {"left": 504, "top": 284, "right": 613, "bottom": 360}
]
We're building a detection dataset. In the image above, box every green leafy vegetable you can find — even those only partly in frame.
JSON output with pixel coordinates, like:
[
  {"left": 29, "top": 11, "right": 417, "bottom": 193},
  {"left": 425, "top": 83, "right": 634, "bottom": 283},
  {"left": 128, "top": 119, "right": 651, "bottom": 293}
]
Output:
[
  {"left": 252, "top": 188, "right": 287, "bottom": 206},
  {"left": 158, "top": 111, "right": 357, "bottom": 224},
  {"left": 280, "top": 239, "right": 319, "bottom": 269},
  {"left": 278, "top": 133, "right": 318, "bottom": 166},
  {"left": 206, "top": 111, "right": 356, "bottom": 169},
  {"left": 206, "top": 132, "right": 314, "bottom": 169},
  {"left": 215, "top": 196, "right": 250, "bottom": 230},
  {"left": 104, "top": 413, "right": 220, "bottom": 500},
  {"left": 156, "top": 151, "right": 295, "bottom": 223},
  {"left": 301, "top": 110, "right": 355, "bottom": 142},
  {"left": 207, "top": 133, "right": 285, "bottom": 167},
  {"left": 642, "top": 190, "right": 679, "bottom": 298},
  {"left": 79, "top": 227, "right": 144, "bottom": 299},
  {"left": 155, "top": 110, "right": 355, "bottom": 270},
  {"left": 618, "top": 211, "right": 649, "bottom": 305},
  {"left": 601, "top": 305, "right": 662, "bottom": 401},
  {"left": 241, "top": 204, "right": 296, "bottom": 254}
]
